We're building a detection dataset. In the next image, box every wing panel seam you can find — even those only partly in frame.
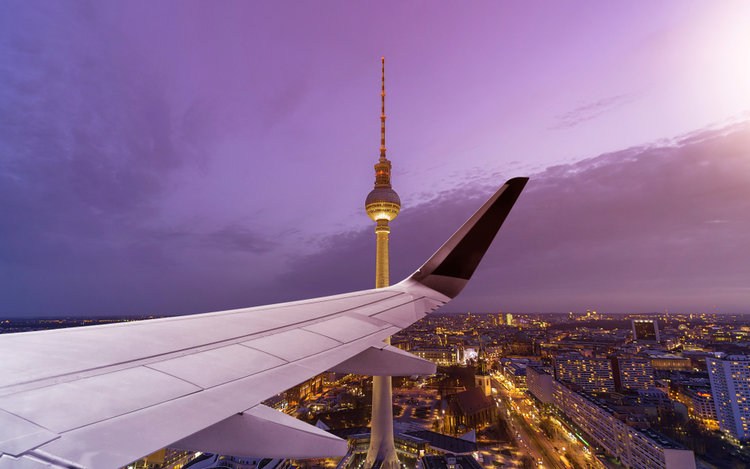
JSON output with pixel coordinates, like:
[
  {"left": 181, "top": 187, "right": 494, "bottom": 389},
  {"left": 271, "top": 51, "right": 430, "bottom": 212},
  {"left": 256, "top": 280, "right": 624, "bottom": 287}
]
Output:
[
  {"left": 49, "top": 324, "right": 402, "bottom": 437},
  {"left": 142, "top": 365, "right": 204, "bottom": 390}
]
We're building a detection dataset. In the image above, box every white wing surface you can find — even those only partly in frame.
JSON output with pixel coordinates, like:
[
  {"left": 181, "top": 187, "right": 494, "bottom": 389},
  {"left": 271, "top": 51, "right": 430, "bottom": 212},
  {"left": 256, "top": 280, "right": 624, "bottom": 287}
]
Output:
[{"left": 0, "top": 178, "right": 528, "bottom": 468}]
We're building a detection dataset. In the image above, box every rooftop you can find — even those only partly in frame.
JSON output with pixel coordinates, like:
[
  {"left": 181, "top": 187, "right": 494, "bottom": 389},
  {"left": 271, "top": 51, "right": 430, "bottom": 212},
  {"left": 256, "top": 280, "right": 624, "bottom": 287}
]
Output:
[{"left": 421, "top": 454, "right": 483, "bottom": 469}]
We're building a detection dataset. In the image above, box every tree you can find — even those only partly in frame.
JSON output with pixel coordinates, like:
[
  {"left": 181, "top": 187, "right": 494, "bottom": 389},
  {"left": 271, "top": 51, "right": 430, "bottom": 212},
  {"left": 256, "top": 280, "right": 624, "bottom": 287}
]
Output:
[{"left": 539, "top": 418, "right": 556, "bottom": 439}]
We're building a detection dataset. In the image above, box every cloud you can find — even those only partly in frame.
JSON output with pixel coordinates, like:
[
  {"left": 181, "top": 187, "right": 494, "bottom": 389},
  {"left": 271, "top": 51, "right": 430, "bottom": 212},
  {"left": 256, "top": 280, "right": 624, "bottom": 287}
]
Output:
[
  {"left": 550, "top": 94, "right": 634, "bottom": 130},
  {"left": 0, "top": 6, "right": 185, "bottom": 270},
  {"left": 203, "top": 225, "right": 278, "bottom": 254},
  {"left": 274, "top": 121, "right": 750, "bottom": 313}
]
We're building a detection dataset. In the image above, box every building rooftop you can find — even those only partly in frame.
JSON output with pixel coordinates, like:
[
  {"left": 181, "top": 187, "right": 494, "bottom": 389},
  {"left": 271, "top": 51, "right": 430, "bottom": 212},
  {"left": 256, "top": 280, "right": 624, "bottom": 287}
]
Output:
[
  {"left": 527, "top": 364, "right": 550, "bottom": 375},
  {"left": 452, "top": 388, "right": 493, "bottom": 416},
  {"left": 405, "top": 430, "right": 477, "bottom": 454},
  {"left": 639, "top": 428, "right": 687, "bottom": 450},
  {"left": 558, "top": 381, "right": 689, "bottom": 451},
  {"left": 421, "top": 454, "right": 483, "bottom": 469}
]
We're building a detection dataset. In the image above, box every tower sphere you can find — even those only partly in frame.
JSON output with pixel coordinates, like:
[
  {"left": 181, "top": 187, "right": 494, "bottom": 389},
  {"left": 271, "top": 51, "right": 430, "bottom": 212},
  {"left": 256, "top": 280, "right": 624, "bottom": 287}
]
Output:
[{"left": 365, "top": 187, "right": 401, "bottom": 222}]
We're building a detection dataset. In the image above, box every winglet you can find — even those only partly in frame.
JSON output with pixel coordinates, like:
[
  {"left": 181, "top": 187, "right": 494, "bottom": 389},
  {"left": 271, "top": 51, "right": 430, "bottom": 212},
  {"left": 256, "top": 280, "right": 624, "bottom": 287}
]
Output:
[{"left": 407, "top": 177, "right": 528, "bottom": 298}]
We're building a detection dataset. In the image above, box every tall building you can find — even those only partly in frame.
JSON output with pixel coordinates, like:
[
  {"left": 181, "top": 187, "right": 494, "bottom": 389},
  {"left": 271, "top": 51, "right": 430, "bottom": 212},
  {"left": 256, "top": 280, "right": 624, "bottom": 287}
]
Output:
[
  {"left": 707, "top": 355, "right": 750, "bottom": 444},
  {"left": 612, "top": 357, "right": 655, "bottom": 391},
  {"left": 552, "top": 380, "right": 696, "bottom": 469},
  {"left": 554, "top": 353, "right": 615, "bottom": 393},
  {"left": 632, "top": 319, "right": 660, "bottom": 343},
  {"left": 505, "top": 313, "right": 513, "bottom": 326},
  {"left": 363, "top": 57, "right": 401, "bottom": 469},
  {"left": 526, "top": 365, "right": 554, "bottom": 404}
]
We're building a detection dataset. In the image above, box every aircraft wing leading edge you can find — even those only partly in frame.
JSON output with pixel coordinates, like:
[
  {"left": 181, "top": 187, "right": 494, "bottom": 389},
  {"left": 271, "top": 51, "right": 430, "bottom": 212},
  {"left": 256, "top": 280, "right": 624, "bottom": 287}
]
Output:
[{"left": 0, "top": 178, "right": 527, "bottom": 468}]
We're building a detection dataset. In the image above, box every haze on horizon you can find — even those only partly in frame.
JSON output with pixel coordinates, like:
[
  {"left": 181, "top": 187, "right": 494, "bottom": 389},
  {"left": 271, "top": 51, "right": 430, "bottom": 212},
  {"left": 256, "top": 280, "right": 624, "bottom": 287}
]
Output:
[{"left": 1, "top": 1, "right": 749, "bottom": 318}]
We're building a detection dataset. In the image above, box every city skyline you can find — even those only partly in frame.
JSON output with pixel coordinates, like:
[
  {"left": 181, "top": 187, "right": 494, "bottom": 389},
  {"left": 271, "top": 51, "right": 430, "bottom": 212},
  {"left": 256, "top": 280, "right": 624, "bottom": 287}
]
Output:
[
  {"left": 2, "top": 1, "right": 750, "bottom": 317},
  {"left": 3, "top": 307, "right": 750, "bottom": 467}
]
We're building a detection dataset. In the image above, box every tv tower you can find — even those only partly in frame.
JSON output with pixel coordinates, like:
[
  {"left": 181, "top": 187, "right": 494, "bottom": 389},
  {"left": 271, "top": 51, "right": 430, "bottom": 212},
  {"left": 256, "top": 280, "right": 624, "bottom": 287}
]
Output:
[{"left": 363, "top": 57, "right": 401, "bottom": 469}]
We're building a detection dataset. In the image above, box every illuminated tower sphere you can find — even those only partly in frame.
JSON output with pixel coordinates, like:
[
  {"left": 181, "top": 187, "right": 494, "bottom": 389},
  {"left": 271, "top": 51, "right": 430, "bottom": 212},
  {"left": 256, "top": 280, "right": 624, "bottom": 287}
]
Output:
[{"left": 363, "top": 57, "right": 400, "bottom": 469}]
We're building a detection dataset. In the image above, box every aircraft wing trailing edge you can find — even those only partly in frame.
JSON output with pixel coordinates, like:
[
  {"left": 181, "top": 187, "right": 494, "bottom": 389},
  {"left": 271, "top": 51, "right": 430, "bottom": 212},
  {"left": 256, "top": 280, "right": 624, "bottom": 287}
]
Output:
[{"left": 0, "top": 177, "right": 527, "bottom": 468}]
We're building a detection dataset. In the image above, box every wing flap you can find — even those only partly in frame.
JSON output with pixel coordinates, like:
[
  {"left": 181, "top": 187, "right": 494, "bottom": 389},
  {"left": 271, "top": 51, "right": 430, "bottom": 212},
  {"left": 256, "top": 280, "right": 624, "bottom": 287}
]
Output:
[
  {"left": 0, "top": 367, "right": 200, "bottom": 434},
  {"left": 32, "top": 362, "right": 316, "bottom": 468},
  {"left": 172, "top": 404, "right": 347, "bottom": 459},
  {"left": 330, "top": 344, "right": 436, "bottom": 376},
  {"left": 0, "top": 454, "right": 57, "bottom": 469},
  {"left": 0, "top": 410, "right": 58, "bottom": 457}
]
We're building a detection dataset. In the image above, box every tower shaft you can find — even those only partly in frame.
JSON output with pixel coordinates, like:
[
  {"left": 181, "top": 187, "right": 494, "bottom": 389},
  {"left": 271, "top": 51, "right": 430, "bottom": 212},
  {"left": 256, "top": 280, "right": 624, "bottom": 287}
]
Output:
[
  {"left": 374, "top": 222, "right": 390, "bottom": 288},
  {"left": 365, "top": 224, "right": 399, "bottom": 469},
  {"left": 366, "top": 374, "right": 397, "bottom": 469}
]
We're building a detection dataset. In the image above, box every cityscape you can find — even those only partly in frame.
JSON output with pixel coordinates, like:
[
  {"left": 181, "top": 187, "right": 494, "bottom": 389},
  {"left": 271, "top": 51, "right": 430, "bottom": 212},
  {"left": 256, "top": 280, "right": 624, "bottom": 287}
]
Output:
[
  {"left": 2, "top": 2, "right": 750, "bottom": 469},
  {"left": 3, "top": 311, "right": 750, "bottom": 469}
]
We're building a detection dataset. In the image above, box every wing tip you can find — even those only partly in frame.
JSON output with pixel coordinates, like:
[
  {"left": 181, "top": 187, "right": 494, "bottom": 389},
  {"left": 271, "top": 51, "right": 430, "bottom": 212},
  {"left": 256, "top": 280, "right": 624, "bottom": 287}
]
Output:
[
  {"left": 407, "top": 177, "right": 528, "bottom": 298},
  {"left": 506, "top": 176, "right": 530, "bottom": 185}
]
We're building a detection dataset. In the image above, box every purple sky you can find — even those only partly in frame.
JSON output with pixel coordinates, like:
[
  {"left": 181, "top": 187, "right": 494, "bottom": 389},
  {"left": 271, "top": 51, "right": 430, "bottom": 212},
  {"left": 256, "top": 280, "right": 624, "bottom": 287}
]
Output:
[{"left": 1, "top": 1, "right": 749, "bottom": 317}]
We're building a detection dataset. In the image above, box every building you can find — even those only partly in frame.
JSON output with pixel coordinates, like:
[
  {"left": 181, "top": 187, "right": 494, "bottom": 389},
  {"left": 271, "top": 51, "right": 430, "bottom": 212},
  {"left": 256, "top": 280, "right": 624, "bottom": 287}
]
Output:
[
  {"left": 632, "top": 319, "right": 660, "bottom": 343},
  {"left": 128, "top": 448, "right": 198, "bottom": 468},
  {"left": 634, "top": 388, "right": 670, "bottom": 408},
  {"left": 612, "top": 357, "right": 655, "bottom": 391},
  {"left": 554, "top": 354, "right": 615, "bottom": 393},
  {"left": 644, "top": 352, "right": 691, "bottom": 372},
  {"left": 411, "top": 347, "right": 458, "bottom": 366},
  {"left": 444, "top": 388, "right": 497, "bottom": 434},
  {"left": 675, "top": 385, "right": 718, "bottom": 429},
  {"left": 332, "top": 427, "right": 478, "bottom": 467},
  {"left": 421, "top": 454, "right": 483, "bottom": 469},
  {"left": 502, "top": 361, "right": 528, "bottom": 391},
  {"left": 526, "top": 365, "right": 554, "bottom": 404},
  {"left": 183, "top": 454, "right": 292, "bottom": 469},
  {"left": 707, "top": 355, "right": 750, "bottom": 444},
  {"left": 474, "top": 372, "right": 492, "bottom": 397},
  {"left": 286, "top": 374, "right": 324, "bottom": 405},
  {"left": 505, "top": 313, "right": 513, "bottom": 326},
  {"left": 552, "top": 380, "right": 696, "bottom": 469}
]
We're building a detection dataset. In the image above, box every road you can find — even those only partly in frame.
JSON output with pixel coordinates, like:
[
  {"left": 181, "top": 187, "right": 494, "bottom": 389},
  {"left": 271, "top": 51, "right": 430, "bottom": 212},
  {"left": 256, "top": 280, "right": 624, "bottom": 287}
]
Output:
[
  {"left": 495, "top": 392, "right": 549, "bottom": 468},
  {"left": 494, "top": 376, "right": 602, "bottom": 469}
]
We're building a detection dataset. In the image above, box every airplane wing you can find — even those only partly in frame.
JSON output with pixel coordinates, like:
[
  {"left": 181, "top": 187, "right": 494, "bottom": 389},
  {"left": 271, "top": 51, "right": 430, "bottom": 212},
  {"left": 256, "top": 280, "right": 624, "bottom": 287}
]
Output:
[{"left": 0, "top": 178, "right": 527, "bottom": 468}]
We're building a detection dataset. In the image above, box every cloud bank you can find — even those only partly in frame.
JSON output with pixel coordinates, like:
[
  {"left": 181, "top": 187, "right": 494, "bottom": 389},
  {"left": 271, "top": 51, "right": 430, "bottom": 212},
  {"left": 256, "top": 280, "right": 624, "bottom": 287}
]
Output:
[{"left": 277, "top": 122, "right": 750, "bottom": 314}]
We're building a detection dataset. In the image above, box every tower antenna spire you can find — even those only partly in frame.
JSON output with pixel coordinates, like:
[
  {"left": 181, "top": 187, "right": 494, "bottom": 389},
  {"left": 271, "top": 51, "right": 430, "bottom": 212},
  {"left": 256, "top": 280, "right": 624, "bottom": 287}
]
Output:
[{"left": 380, "top": 57, "right": 386, "bottom": 160}]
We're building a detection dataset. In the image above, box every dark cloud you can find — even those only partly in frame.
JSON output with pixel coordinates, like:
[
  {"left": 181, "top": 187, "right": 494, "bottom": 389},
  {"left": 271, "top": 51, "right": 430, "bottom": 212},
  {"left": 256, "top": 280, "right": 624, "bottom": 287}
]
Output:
[
  {"left": 550, "top": 93, "right": 634, "bottom": 129},
  {"left": 203, "top": 225, "right": 278, "bottom": 254},
  {"left": 0, "top": 4, "right": 182, "bottom": 231},
  {"left": 0, "top": 4, "right": 223, "bottom": 316},
  {"left": 276, "top": 122, "right": 750, "bottom": 313}
]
